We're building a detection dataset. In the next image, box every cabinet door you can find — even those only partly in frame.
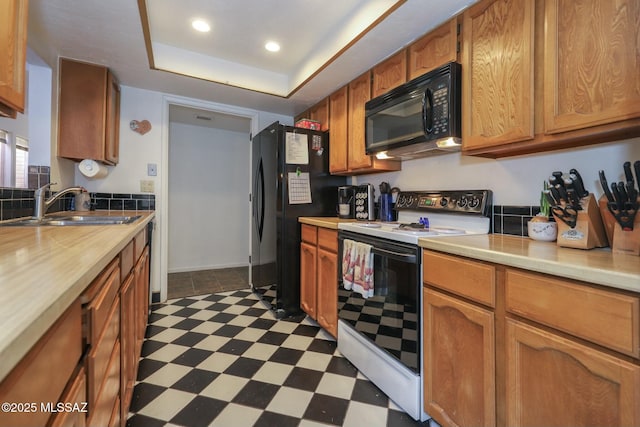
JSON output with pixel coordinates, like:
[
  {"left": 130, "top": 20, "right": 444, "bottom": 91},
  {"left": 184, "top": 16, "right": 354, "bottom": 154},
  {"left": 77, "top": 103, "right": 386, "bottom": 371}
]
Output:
[
  {"left": 408, "top": 19, "right": 458, "bottom": 80},
  {"left": 423, "top": 288, "right": 496, "bottom": 427},
  {"left": 104, "top": 71, "right": 120, "bottom": 164},
  {"left": 119, "top": 274, "right": 135, "bottom": 423},
  {"left": 0, "top": 0, "right": 27, "bottom": 116},
  {"left": 544, "top": 0, "right": 640, "bottom": 133},
  {"left": 134, "top": 246, "right": 150, "bottom": 356},
  {"left": 506, "top": 319, "right": 640, "bottom": 427},
  {"left": 372, "top": 50, "right": 407, "bottom": 98},
  {"left": 308, "top": 98, "right": 329, "bottom": 131},
  {"left": 316, "top": 247, "right": 338, "bottom": 338},
  {"left": 300, "top": 241, "right": 317, "bottom": 318},
  {"left": 462, "top": 0, "right": 535, "bottom": 150},
  {"left": 50, "top": 367, "right": 87, "bottom": 427},
  {"left": 329, "top": 86, "right": 348, "bottom": 173},
  {"left": 348, "top": 72, "right": 373, "bottom": 170}
]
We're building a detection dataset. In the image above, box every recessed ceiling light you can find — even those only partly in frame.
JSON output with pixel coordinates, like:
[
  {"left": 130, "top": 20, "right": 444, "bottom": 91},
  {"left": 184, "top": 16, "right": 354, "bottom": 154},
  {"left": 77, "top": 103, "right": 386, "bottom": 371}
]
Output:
[
  {"left": 192, "top": 19, "right": 210, "bottom": 32},
  {"left": 265, "top": 41, "right": 280, "bottom": 52}
]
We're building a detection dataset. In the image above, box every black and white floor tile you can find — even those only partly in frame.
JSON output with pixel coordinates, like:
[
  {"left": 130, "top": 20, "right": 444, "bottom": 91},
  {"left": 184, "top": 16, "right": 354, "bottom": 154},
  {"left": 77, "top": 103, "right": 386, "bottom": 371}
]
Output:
[{"left": 127, "top": 289, "right": 429, "bottom": 427}]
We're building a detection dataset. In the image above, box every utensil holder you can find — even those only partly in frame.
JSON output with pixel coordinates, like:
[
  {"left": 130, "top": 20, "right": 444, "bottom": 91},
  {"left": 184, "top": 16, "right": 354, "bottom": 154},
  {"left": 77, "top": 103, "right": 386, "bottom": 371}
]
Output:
[
  {"left": 598, "top": 195, "right": 640, "bottom": 255},
  {"left": 555, "top": 194, "right": 608, "bottom": 250}
]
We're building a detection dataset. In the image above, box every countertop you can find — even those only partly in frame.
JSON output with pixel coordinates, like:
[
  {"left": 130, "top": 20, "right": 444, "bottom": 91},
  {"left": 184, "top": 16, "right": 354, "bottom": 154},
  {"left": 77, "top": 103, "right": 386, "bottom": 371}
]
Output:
[
  {"left": 298, "top": 217, "right": 357, "bottom": 229},
  {"left": 419, "top": 234, "right": 640, "bottom": 293},
  {"left": 0, "top": 211, "right": 155, "bottom": 382}
]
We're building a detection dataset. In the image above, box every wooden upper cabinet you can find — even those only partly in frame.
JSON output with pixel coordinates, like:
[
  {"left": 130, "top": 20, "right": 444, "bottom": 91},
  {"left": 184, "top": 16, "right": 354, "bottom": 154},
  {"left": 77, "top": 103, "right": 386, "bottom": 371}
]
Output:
[
  {"left": 0, "top": 0, "right": 28, "bottom": 117},
  {"left": 408, "top": 18, "right": 459, "bottom": 80},
  {"left": 329, "top": 85, "right": 349, "bottom": 173},
  {"left": 58, "top": 58, "right": 121, "bottom": 165},
  {"left": 308, "top": 98, "right": 329, "bottom": 131},
  {"left": 348, "top": 72, "right": 373, "bottom": 170},
  {"left": 372, "top": 50, "right": 407, "bottom": 98},
  {"left": 462, "top": 0, "right": 535, "bottom": 150},
  {"left": 544, "top": 0, "right": 640, "bottom": 134}
]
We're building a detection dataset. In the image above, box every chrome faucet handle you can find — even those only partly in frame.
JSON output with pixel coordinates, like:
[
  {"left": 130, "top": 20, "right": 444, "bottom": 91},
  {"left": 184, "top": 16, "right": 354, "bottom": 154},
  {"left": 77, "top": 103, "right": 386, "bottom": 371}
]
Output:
[{"left": 35, "top": 182, "right": 57, "bottom": 196}]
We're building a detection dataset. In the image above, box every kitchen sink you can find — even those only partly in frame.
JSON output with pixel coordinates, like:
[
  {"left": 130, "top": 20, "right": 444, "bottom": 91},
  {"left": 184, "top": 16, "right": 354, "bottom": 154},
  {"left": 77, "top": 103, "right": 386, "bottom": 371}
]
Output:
[{"left": 0, "top": 215, "right": 141, "bottom": 226}]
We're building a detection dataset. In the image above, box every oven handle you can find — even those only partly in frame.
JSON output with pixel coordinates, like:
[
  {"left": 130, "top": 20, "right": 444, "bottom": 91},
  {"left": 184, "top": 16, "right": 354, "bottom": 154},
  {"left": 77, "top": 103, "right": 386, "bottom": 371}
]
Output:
[{"left": 371, "top": 247, "right": 417, "bottom": 263}]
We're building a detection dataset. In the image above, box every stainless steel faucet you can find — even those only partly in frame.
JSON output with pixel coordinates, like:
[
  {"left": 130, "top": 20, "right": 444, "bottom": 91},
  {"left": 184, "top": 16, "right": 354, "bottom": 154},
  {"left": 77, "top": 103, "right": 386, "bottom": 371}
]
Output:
[{"left": 33, "top": 183, "right": 86, "bottom": 221}]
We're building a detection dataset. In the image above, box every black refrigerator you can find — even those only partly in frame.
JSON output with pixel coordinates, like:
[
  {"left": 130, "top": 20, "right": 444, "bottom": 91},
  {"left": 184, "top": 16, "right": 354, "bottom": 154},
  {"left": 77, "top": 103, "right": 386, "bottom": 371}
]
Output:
[{"left": 251, "top": 121, "right": 346, "bottom": 318}]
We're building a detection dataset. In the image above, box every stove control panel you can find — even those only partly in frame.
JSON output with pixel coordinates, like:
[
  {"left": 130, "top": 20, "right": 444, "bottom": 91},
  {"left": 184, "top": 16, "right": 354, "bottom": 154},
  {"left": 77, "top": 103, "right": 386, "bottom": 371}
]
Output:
[{"left": 395, "top": 190, "right": 492, "bottom": 216}]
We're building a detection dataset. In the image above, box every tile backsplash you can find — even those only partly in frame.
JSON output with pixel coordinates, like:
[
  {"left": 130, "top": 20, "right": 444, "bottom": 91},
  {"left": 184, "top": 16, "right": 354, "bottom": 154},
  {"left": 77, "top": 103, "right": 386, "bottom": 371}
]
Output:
[
  {"left": 0, "top": 188, "right": 155, "bottom": 221},
  {"left": 493, "top": 205, "right": 551, "bottom": 237}
]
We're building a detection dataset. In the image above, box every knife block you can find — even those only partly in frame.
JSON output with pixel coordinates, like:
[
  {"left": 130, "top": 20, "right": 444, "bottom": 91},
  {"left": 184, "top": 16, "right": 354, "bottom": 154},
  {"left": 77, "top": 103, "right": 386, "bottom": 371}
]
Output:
[
  {"left": 598, "top": 195, "right": 640, "bottom": 256},
  {"left": 555, "top": 194, "right": 608, "bottom": 250}
]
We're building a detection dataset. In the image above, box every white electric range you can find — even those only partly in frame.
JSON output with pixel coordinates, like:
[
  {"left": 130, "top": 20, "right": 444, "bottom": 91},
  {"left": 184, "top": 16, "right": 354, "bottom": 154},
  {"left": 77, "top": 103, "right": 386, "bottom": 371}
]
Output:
[{"left": 336, "top": 190, "right": 492, "bottom": 421}]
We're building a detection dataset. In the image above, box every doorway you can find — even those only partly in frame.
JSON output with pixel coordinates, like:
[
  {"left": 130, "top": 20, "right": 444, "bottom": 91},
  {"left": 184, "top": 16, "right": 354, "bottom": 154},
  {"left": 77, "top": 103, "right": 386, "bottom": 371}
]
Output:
[{"left": 167, "top": 105, "right": 252, "bottom": 299}]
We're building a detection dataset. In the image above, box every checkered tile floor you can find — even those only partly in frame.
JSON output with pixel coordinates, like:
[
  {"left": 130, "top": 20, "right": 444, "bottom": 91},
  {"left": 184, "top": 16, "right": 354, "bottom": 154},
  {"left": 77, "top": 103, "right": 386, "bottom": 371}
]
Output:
[{"left": 126, "top": 289, "right": 429, "bottom": 427}]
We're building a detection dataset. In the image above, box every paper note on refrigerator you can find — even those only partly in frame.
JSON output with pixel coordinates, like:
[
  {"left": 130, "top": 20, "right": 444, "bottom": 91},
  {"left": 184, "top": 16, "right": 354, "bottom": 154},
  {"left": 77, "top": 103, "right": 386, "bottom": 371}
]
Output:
[
  {"left": 288, "top": 172, "right": 312, "bottom": 204},
  {"left": 285, "top": 132, "right": 309, "bottom": 164}
]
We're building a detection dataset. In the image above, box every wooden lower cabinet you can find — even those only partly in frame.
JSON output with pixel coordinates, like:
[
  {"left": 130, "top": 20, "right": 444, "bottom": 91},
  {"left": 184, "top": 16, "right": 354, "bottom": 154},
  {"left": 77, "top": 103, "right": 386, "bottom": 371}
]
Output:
[
  {"left": 0, "top": 301, "right": 82, "bottom": 427},
  {"left": 119, "top": 274, "right": 135, "bottom": 424},
  {"left": 506, "top": 319, "right": 640, "bottom": 427},
  {"left": 316, "top": 246, "right": 338, "bottom": 336},
  {"left": 300, "top": 224, "right": 339, "bottom": 337},
  {"left": 422, "top": 249, "right": 640, "bottom": 427},
  {"left": 423, "top": 288, "right": 496, "bottom": 427},
  {"left": 300, "top": 240, "right": 317, "bottom": 319}
]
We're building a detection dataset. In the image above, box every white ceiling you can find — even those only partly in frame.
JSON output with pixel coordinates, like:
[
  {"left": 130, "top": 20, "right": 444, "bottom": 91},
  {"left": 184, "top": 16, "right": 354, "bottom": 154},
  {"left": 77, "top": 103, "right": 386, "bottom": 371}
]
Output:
[{"left": 27, "top": 0, "right": 478, "bottom": 128}]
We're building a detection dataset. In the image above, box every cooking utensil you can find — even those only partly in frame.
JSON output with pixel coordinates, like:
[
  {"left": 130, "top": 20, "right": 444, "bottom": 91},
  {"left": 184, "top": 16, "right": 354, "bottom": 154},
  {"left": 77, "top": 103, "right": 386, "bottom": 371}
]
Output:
[
  {"left": 552, "top": 171, "right": 564, "bottom": 187},
  {"left": 552, "top": 204, "right": 578, "bottom": 228},
  {"left": 569, "top": 168, "right": 588, "bottom": 197},
  {"left": 634, "top": 161, "right": 640, "bottom": 188},
  {"left": 599, "top": 170, "right": 615, "bottom": 204},
  {"left": 609, "top": 180, "right": 637, "bottom": 231}
]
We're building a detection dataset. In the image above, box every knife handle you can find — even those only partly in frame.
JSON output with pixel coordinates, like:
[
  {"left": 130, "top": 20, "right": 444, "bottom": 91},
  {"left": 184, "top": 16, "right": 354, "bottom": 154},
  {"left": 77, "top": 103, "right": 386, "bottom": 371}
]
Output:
[
  {"left": 623, "top": 161, "right": 634, "bottom": 184},
  {"left": 569, "top": 169, "right": 588, "bottom": 197},
  {"left": 556, "top": 184, "right": 568, "bottom": 203},
  {"left": 552, "top": 171, "right": 564, "bottom": 187},
  {"left": 599, "top": 170, "right": 615, "bottom": 203},
  {"left": 634, "top": 161, "right": 640, "bottom": 193}
]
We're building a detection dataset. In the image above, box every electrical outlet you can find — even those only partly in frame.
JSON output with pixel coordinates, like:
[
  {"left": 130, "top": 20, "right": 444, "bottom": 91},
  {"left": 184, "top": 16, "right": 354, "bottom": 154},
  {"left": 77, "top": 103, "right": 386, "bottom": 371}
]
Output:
[
  {"left": 140, "top": 180, "right": 154, "bottom": 193},
  {"left": 147, "top": 163, "right": 157, "bottom": 176}
]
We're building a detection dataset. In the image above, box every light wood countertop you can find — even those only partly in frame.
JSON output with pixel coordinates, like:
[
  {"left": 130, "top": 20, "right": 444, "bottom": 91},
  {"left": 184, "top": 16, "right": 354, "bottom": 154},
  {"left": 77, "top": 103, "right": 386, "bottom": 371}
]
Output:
[
  {"left": 419, "top": 234, "right": 640, "bottom": 293},
  {"left": 0, "top": 211, "right": 155, "bottom": 382},
  {"left": 298, "top": 217, "right": 357, "bottom": 229}
]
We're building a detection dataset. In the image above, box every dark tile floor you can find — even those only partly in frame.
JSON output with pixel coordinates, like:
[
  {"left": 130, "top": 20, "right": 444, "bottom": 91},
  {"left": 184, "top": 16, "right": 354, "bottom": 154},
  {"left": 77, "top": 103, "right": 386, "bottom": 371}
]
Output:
[
  {"left": 168, "top": 267, "right": 249, "bottom": 299},
  {"left": 127, "top": 289, "right": 430, "bottom": 427}
]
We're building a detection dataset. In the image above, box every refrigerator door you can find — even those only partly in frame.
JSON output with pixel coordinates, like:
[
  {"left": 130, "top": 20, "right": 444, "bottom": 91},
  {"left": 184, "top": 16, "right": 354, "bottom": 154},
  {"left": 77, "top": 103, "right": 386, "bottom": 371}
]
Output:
[{"left": 251, "top": 124, "right": 278, "bottom": 305}]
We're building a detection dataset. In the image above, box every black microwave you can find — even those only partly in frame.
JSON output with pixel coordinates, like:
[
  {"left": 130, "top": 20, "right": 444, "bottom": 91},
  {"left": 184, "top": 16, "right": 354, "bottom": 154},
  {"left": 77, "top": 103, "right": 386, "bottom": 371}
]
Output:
[{"left": 365, "top": 62, "right": 461, "bottom": 160}]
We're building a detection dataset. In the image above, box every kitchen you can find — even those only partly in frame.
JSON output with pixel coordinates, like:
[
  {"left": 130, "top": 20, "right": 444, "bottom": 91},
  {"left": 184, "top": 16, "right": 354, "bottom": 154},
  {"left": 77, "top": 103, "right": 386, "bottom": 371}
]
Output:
[{"left": 1, "top": 0, "right": 640, "bottom": 426}]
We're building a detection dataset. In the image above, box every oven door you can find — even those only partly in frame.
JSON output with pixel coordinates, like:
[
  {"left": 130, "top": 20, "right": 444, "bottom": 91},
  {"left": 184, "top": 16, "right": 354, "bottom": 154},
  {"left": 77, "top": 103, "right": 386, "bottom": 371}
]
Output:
[{"left": 337, "top": 230, "right": 421, "bottom": 373}]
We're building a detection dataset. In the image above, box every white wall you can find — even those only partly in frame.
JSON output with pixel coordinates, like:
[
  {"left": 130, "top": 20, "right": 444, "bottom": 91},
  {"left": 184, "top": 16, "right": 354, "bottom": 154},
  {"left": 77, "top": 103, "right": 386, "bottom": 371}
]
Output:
[
  {"left": 168, "top": 123, "right": 250, "bottom": 272},
  {"left": 353, "top": 137, "right": 640, "bottom": 205}
]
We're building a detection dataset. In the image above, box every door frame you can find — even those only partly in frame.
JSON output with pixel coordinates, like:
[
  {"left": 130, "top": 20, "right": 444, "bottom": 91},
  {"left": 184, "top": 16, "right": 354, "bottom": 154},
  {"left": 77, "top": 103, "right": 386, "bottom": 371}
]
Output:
[{"left": 159, "top": 94, "right": 260, "bottom": 302}]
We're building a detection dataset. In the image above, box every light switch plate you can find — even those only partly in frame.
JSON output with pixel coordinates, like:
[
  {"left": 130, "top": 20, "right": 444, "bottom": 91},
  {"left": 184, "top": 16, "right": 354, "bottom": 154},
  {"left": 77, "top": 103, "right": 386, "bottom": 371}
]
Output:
[
  {"left": 140, "top": 180, "right": 154, "bottom": 193},
  {"left": 147, "top": 163, "right": 157, "bottom": 176}
]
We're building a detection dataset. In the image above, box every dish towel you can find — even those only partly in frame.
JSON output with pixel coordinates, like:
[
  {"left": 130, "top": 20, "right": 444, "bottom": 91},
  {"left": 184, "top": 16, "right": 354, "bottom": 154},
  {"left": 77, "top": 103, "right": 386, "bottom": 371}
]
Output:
[{"left": 342, "top": 239, "right": 374, "bottom": 299}]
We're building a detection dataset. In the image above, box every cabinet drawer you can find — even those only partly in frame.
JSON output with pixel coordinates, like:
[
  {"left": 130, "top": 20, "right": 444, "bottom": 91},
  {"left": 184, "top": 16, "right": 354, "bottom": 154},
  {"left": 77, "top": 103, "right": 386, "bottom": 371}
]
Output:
[
  {"left": 83, "top": 261, "right": 120, "bottom": 347},
  {"left": 318, "top": 228, "right": 338, "bottom": 252},
  {"left": 0, "top": 300, "right": 82, "bottom": 427},
  {"left": 301, "top": 224, "right": 317, "bottom": 244},
  {"left": 120, "top": 240, "right": 134, "bottom": 283},
  {"left": 423, "top": 250, "right": 496, "bottom": 307},
  {"left": 88, "top": 340, "right": 120, "bottom": 427},
  {"left": 505, "top": 269, "right": 640, "bottom": 358},
  {"left": 49, "top": 366, "right": 86, "bottom": 427},
  {"left": 134, "top": 228, "right": 147, "bottom": 262},
  {"left": 87, "top": 298, "right": 120, "bottom": 410}
]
